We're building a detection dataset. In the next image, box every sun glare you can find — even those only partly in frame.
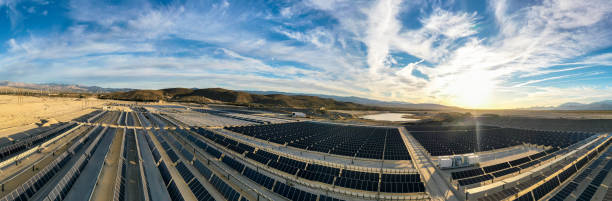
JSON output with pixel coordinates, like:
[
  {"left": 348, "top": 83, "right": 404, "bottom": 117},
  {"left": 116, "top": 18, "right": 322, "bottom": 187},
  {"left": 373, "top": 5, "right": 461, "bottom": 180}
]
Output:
[{"left": 450, "top": 70, "right": 494, "bottom": 109}]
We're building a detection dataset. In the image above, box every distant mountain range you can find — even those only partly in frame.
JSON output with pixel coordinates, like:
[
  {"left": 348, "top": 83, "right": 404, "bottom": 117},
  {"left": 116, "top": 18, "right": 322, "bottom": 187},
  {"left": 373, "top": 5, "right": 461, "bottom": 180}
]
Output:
[
  {"left": 1, "top": 81, "right": 456, "bottom": 110},
  {"left": 245, "top": 90, "right": 457, "bottom": 110},
  {"left": 527, "top": 100, "right": 612, "bottom": 110},
  {"left": 101, "top": 88, "right": 382, "bottom": 110},
  {"left": 0, "top": 81, "right": 132, "bottom": 93}
]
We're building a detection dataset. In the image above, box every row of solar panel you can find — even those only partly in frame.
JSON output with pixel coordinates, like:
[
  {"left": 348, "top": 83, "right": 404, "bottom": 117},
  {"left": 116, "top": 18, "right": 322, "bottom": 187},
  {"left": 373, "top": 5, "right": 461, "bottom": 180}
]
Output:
[
  {"left": 72, "top": 110, "right": 103, "bottom": 123},
  {"left": 175, "top": 161, "right": 216, "bottom": 201},
  {"left": 409, "top": 126, "right": 594, "bottom": 156},
  {"left": 512, "top": 137, "right": 612, "bottom": 201},
  {"left": 453, "top": 148, "right": 561, "bottom": 186},
  {"left": 194, "top": 109, "right": 268, "bottom": 124},
  {"left": 136, "top": 112, "right": 152, "bottom": 127},
  {"left": 0, "top": 122, "right": 64, "bottom": 147},
  {"left": 0, "top": 123, "right": 78, "bottom": 160},
  {"left": 1, "top": 152, "right": 71, "bottom": 201},
  {"left": 225, "top": 122, "right": 411, "bottom": 160},
  {"left": 574, "top": 145, "right": 612, "bottom": 200},
  {"left": 152, "top": 128, "right": 251, "bottom": 201},
  {"left": 43, "top": 127, "right": 112, "bottom": 201},
  {"left": 190, "top": 127, "right": 425, "bottom": 194},
  {"left": 480, "top": 142, "right": 593, "bottom": 201},
  {"left": 1, "top": 126, "right": 104, "bottom": 201},
  {"left": 42, "top": 155, "right": 89, "bottom": 201},
  {"left": 176, "top": 128, "right": 351, "bottom": 201},
  {"left": 549, "top": 138, "right": 612, "bottom": 201},
  {"left": 146, "top": 112, "right": 167, "bottom": 128},
  {"left": 145, "top": 130, "right": 189, "bottom": 201}
]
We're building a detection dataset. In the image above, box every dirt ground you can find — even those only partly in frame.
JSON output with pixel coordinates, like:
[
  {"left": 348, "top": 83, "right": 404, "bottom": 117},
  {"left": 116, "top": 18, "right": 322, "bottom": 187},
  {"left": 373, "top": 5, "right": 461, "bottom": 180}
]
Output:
[
  {"left": 91, "top": 129, "right": 123, "bottom": 201},
  {"left": 0, "top": 95, "right": 107, "bottom": 133},
  {"left": 0, "top": 95, "right": 146, "bottom": 137}
]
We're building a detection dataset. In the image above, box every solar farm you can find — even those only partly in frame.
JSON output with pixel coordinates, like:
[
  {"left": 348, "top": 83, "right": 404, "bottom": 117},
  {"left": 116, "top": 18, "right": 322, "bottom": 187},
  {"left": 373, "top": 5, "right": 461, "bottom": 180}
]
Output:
[{"left": 0, "top": 105, "right": 611, "bottom": 201}]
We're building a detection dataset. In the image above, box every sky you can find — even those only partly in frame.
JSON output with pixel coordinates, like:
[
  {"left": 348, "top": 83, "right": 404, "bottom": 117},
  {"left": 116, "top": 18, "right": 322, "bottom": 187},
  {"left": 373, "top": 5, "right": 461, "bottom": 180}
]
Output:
[{"left": 0, "top": 0, "right": 611, "bottom": 109}]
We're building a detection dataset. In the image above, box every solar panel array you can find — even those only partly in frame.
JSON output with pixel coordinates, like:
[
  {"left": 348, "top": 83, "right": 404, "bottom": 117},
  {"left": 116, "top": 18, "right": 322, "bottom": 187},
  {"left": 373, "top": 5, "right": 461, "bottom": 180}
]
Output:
[
  {"left": 407, "top": 126, "right": 594, "bottom": 156},
  {"left": 473, "top": 136, "right": 612, "bottom": 201},
  {"left": 151, "top": 129, "right": 253, "bottom": 201},
  {"left": 1, "top": 152, "right": 71, "bottom": 201},
  {"left": 473, "top": 136, "right": 611, "bottom": 201},
  {"left": 452, "top": 148, "right": 563, "bottom": 186},
  {"left": 0, "top": 126, "right": 106, "bottom": 201},
  {"left": 172, "top": 128, "right": 352, "bottom": 201},
  {"left": 226, "top": 122, "right": 411, "bottom": 160},
  {"left": 550, "top": 140, "right": 612, "bottom": 201},
  {"left": 190, "top": 127, "right": 425, "bottom": 194},
  {"left": 0, "top": 123, "right": 77, "bottom": 161},
  {"left": 479, "top": 116, "right": 612, "bottom": 133},
  {"left": 194, "top": 109, "right": 269, "bottom": 124}
]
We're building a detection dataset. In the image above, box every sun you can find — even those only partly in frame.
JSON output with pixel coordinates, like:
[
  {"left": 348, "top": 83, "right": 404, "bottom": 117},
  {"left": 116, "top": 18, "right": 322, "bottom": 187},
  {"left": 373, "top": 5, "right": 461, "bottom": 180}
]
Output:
[{"left": 449, "top": 70, "right": 494, "bottom": 109}]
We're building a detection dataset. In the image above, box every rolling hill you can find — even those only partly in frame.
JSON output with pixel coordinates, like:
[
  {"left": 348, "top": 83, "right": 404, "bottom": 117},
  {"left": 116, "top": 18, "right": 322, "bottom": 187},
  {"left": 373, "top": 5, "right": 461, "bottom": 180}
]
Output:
[
  {"left": 2, "top": 81, "right": 456, "bottom": 110},
  {"left": 245, "top": 90, "right": 457, "bottom": 110},
  {"left": 100, "top": 88, "right": 379, "bottom": 110}
]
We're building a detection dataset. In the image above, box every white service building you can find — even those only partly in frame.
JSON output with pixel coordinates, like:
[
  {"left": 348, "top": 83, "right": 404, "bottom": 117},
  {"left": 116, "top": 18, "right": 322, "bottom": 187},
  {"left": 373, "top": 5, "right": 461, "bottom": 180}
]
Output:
[{"left": 291, "top": 112, "right": 306, "bottom": 118}]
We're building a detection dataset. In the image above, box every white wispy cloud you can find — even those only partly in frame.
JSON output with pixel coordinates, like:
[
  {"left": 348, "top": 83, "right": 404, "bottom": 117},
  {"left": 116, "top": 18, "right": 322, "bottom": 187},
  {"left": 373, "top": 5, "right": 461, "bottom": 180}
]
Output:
[
  {"left": 422, "top": 8, "right": 478, "bottom": 39},
  {"left": 512, "top": 72, "right": 602, "bottom": 87},
  {"left": 1, "top": 0, "right": 611, "bottom": 109}
]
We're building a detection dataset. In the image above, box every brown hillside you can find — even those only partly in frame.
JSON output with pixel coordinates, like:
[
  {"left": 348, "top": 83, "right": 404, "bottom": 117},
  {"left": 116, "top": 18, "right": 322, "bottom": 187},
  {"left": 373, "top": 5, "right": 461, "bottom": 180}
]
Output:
[
  {"left": 102, "top": 90, "right": 164, "bottom": 101},
  {"left": 101, "top": 88, "right": 378, "bottom": 110}
]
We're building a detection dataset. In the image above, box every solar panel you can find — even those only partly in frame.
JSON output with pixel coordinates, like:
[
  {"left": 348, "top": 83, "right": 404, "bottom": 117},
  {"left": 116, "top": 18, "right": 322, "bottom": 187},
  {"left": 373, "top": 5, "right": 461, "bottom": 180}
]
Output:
[
  {"left": 513, "top": 192, "right": 533, "bottom": 201},
  {"left": 193, "top": 160, "right": 213, "bottom": 180},
  {"left": 176, "top": 162, "right": 195, "bottom": 183},
  {"left": 205, "top": 146, "right": 222, "bottom": 159},
  {"left": 297, "top": 169, "right": 335, "bottom": 184},
  {"left": 458, "top": 174, "right": 493, "bottom": 186},
  {"left": 492, "top": 167, "right": 519, "bottom": 178},
  {"left": 531, "top": 178, "right": 559, "bottom": 200},
  {"left": 408, "top": 126, "right": 594, "bottom": 156},
  {"left": 222, "top": 156, "right": 245, "bottom": 173},
  {"left": 242, "top": 167, "right": 275, "bottom": 189},
  {"left": 167, "top": 181, "right": 185, "bottom": 201},
  {"left": 180, "top": 148, "right": 194, "bottom": 161},
  {"left": 484, "top": 162, "right": 511, "bottom": 173},
  {"left": 187, "top": 180, "right": 215, "bottom": 201},
  {"left": 158, "top": 161, "right": 172, "bottom": 185},
  {"left": 225, "top": 122, "right": 411, "bottom": 160},
  {"left": 272, "top": 182, "right": 317, "bottom": 201},
  {"left": 576, "top": 185, "right": 597, "bottom": 201},
  {"left": 210, "top": 175, "right": 241, "bottom": 201},
  {"left": 550, "top": 182, "right": 577, "bottom": 201},
  {"left": 167, "top": 149, "right": 180, "bottom": 163},
  {"left": 452, "top": 168, "right": 485, "bottom": 180}
]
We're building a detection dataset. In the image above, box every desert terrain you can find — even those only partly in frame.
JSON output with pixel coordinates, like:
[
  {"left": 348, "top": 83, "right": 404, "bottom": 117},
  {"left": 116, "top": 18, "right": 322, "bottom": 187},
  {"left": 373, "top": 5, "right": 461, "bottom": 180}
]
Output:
[{"left": 0, "top": 95, "right": 109, "bottom": 137}]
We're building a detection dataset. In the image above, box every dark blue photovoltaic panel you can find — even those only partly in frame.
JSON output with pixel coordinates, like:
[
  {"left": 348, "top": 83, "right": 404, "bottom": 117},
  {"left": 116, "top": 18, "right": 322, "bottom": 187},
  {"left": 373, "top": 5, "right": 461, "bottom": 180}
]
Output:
[
  {"left": 167, "top": 181, "right": 185, "bottom": 201},
  {"left": 188, "top": 180, "right": 215, "bottom": 201},
  {"left": 206, "top": 146, "right": 222, "bottom": 159},
  {"left": 167, "top": 149, "right": 180, "bottom": 163},
  {"left": 210, "top": 175, "right": 241, "bottom": 201},
  {"left": 272, "top": 182, "right": 317, "bottom": 201},
  {"left": 176, "top": 162, "right": 195, "bottom": 183},
  {"left": 158, "top": 161, "right": 172, "bottom": 185},
  {"left": 242, "top": 167, "right": 275, "bottom": 190},
  {"left": 407, "top": 125, "right": 593, "bottom": 156},
  {"left": 194, "top": 160, "right": 213, "bottom": 180},
  {"left": 224, "top": 122, "right": 411, "bottom": 160},
  {"left": 222, "top": 156, "right": 245, "bottom": 173}
]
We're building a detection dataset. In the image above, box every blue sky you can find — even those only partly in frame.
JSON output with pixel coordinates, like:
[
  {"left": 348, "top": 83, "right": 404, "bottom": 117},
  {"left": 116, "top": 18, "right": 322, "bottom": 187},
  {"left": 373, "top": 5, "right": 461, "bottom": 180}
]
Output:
[{"left": 1, "top": 0, "right": 611, "bottom": 109}]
